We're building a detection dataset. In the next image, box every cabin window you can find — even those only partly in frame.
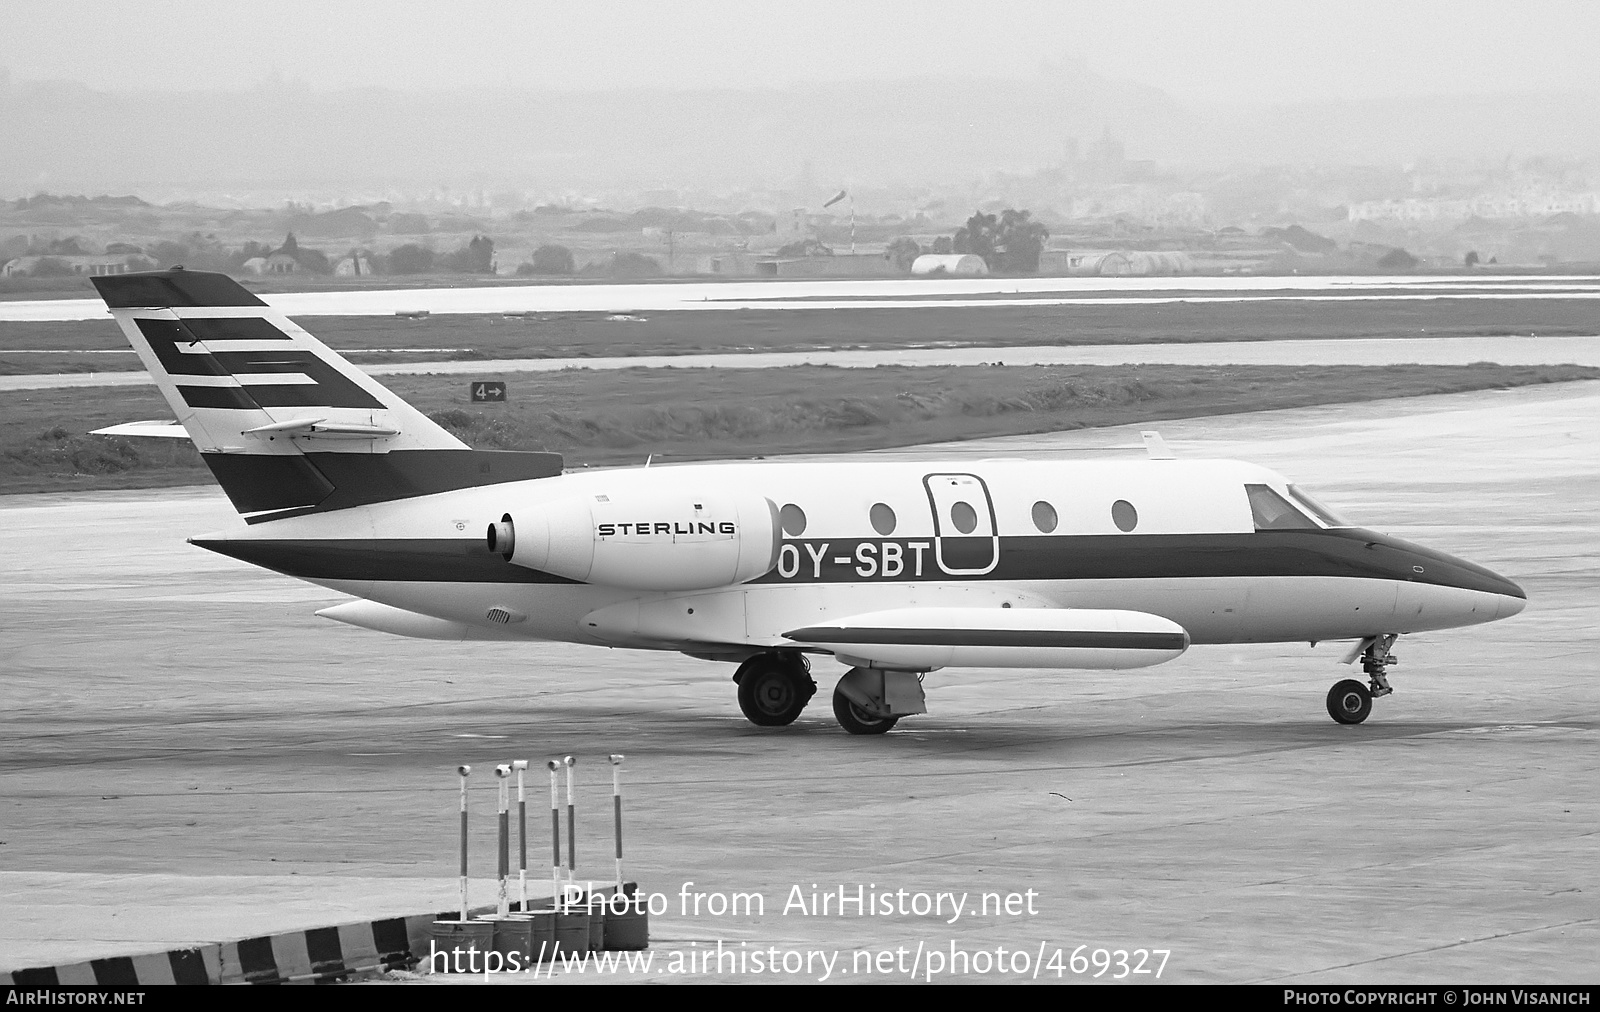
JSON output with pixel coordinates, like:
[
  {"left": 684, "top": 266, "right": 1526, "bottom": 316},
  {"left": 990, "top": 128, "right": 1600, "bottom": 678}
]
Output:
[
  {"left": 1288, "top": 485, "right": 1352, "bottom": 527},
  {"left": 1032, "top": 500, "right": 1058, "bottom": 533},
  {"left": 780, "top": 503, "right": 807, "bottom": 537},
  {"left": 950, "top": 501, "right": 978, "bottom": 534},
  {"left": 1112, "top": 499, "right": 1138, "bottom": 532},
  {"left": 870, "top": 503, "right": 897, "bottom": 536},
  {"left": 1245, "top": 484, "right": 1317, "bottom": 530}
]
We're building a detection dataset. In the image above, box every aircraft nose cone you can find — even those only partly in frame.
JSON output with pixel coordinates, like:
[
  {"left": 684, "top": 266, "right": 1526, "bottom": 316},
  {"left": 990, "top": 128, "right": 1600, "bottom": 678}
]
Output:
[{"left": 1497, "top": 593, "right": 1527, "bottom": 620}]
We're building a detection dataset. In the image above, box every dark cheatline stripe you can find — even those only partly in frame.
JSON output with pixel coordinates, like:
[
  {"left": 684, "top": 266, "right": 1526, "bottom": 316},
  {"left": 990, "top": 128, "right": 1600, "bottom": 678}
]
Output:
[
  {"left": 92, "top": 269, "right": 268, "bottom": 309},
  {"left": 753, "top": 529, "right": 1524, "bottom": 598},
  {"left": 190, "top": 527, "right": 1526, "bottom": 595},
  {"left": 189, "top": 537, "right": 579, "bottom": 584},
  {"left": 783, "top": 626, "right": 1188, "bottom": 650},
  {"left": 938, "top": 535, "right": 996, "bottom": 570}
]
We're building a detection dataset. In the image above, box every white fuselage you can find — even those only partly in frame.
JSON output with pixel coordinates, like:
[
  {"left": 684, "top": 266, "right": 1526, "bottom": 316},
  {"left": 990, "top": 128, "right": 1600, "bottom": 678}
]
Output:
[{"left": 199, "top": 456, "right": 1526, "bottom": 667}]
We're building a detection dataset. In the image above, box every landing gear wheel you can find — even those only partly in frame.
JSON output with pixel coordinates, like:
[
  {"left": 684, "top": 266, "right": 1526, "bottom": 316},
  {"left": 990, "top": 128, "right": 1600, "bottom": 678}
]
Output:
[
  {"left": 735, "top": 655, "right": 814, "bottom": 727},
  {"left": 1327, "top": 678, "right": 1373, "bottom": 725},
  {"left": 832, "top": 684, "right": 899, "bottom": 736}
]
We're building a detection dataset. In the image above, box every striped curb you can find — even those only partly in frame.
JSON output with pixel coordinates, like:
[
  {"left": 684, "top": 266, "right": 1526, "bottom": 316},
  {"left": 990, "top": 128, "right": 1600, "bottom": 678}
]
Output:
[
  {"left": 3, "top": 947, "right": 219, "bottom": 986},
  {"left": 1, "top": 906, "right": 485, "bottom": 986},
  {"left": 1, "top": 888, "right": 636, "bottom": 986}
]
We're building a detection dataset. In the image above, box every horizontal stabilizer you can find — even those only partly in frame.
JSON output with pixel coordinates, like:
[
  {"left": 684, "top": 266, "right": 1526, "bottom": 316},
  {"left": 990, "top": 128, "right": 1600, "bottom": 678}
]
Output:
[
  {"left": 91, "top": 419, "right": 191, "bottom": 439},
  {"left": 240, "top": 417, "right": 401, "bottom": 439},
  {"left": 784, "top": 606, "right": 1189, "bottom": 670}
]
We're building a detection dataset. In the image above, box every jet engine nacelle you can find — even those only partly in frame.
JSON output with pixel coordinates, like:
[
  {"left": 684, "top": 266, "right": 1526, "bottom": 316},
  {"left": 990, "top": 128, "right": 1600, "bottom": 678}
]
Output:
[{"left": 488, "top": 489, "right": 781, "bottom": 592}]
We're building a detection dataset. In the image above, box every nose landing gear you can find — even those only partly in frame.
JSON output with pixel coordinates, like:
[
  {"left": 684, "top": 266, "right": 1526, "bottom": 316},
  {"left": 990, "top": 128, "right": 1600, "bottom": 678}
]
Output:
[
  {"left": 1327, "top": 634, "right": 1398, "bottom": 725},
  {"left": 1327, "top": 679, "right": 1372, "bottom": 724}
]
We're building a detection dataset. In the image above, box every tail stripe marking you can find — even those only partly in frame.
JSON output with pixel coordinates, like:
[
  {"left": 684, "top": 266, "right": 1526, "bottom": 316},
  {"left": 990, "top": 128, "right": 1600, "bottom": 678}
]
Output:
[
  {"left": 134, "top": 318, "right": 384, "bottom": 410},
  {"left": 135, "top": 319, "right": 231, "bottom": 375},
  {"left": 182, "top": 386, "right": 259, "bottom": 410},
  {"left": 173, "top": 318, "right": 292, "bottom": 342},
  {"left": 234, "top": 373, "right": 319, "bottom": 386}
]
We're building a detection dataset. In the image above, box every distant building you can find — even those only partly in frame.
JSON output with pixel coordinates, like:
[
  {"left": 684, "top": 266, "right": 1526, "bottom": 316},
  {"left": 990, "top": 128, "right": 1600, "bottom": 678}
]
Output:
[
  {"left": 1051, "top": 250, "right": 1194, "bottom": 277},
  {"left": 775, "top": 208, "right": 810, "bottom": 240},
  {"left": 710, "top": 252, "right": 760, "bottom": 275},
  {"left": 1349, "top": 192, "right": 1600, "bottom": 222},
  {"left": 260, "top": 232, "right": 331, "bottom": 274},
  {"left": 756, "top": 254, "right": 887, "bottom": 278},
  {"left": 1045, "top": 251, "right": 1128, "bottom": 276},
  {"left": 1126, "top": 251, "right": 1195, "bottom": 276},
  {"left": 334, "top": 252, "right": 375, "bottom": 276},
  {"left": 0, "top": 253, "right": 155, "bottom": 277},
  {"left": 910, "top": 254, "right": 988, "bottom": 277},
  {"left": 263, "top": 251, "right": 301, "bottom": 274}
]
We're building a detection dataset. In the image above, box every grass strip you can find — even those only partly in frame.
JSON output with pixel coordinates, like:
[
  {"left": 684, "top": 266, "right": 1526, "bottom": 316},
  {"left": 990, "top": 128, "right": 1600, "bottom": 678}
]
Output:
[
  {"left": 2, "top": 362, "right": 1594, "bottom": 497},
  {"left": 3, "top": 298, "right": 1598, "bottom": 375}
]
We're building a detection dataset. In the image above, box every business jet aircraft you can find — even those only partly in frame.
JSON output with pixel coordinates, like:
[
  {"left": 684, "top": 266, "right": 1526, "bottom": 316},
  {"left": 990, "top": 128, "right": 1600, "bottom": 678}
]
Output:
[{"left": 90, "top": 269, "right": 1527, "bottom": 734}]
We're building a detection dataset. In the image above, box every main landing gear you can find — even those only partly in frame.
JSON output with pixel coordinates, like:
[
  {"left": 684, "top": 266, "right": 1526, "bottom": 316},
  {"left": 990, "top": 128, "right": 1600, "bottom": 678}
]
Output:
[
  {"left": 832, "top": 680, "right": 899, "bottom": 736},
  {"left": 1327, "top": 634, "right": 1398, "bottom": 725},
  {"left": 831, "top": 667, "right": 928, "bottom": 736},
  {"left": 733, "top": 652, "right": 816, "bottom": 727},
  {"left": 733, "top": 658, "right": 927, "bottom": 735}
]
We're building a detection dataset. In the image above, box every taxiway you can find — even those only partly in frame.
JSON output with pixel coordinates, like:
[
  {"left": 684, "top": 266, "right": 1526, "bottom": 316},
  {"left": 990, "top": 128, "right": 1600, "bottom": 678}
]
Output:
[{"left": 0, "top": 381, "right": 1594, "bottom": 982}]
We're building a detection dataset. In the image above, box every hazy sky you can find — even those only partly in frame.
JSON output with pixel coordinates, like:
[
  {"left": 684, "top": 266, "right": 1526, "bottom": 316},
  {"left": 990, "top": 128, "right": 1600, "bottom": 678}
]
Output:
[{"left": 4, "top": 0, "right": 1599, "bottom": 104}]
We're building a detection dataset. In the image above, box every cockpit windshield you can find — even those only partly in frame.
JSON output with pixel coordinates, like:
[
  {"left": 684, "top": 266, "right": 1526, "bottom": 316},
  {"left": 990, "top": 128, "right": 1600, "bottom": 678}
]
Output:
[
  {"left": 1287, "top": 485, "right": 1353, "bottom": 527},
  {"left": 1245, "top": 483, "right": 1355, "bottom": 530},
  {"left": 1245, "top": 484, "right": 1318, "bottom": 530}
]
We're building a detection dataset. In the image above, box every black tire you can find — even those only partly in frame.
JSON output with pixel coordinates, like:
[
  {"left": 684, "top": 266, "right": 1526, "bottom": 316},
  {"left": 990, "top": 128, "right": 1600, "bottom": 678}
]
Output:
[
  {"left": 736, "top": 656, "right": 811, "bottom": 727},
  {"left": 832, "top": 684, "right": 899, "bottom": 736},
  {"left": 1327, "top": 678, "right": 1373, "bottom": 725}
]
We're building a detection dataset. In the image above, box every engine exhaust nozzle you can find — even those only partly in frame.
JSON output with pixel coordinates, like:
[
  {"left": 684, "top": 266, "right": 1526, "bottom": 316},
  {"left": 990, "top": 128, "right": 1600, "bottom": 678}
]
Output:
[{"left": 487, "top": 514, "right": 515, "bottom": 559}]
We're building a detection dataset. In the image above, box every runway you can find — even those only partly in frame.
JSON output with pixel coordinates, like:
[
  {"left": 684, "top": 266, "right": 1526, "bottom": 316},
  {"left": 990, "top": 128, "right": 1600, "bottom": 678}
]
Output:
[
  {"left": 0, "top": 381, "right": 1595, "bottom": 982},
  {"left": 1, "top": 334, "right": 1596, "bottom": 392},
  {"left": 4, "top": 273, "right": 1598, "bottom": 322}
]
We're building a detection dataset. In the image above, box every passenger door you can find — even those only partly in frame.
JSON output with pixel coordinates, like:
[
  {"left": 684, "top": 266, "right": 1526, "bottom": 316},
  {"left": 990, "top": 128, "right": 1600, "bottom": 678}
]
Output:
[{"left": 922, "top": 473, "right": 999, "bottom": 576}]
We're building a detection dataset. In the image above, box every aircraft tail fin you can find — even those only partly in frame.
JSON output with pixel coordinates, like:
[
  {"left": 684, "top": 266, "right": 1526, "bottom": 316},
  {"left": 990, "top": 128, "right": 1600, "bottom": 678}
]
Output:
[{"left": 91, "top": 269, "right": 561, "bottom": 522}]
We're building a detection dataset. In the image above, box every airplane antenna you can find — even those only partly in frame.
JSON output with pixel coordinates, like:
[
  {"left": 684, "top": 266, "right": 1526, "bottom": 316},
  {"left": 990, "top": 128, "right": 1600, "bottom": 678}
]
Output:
[{"left": 1141, "top": 431, "right": 1176, "bottom": 460}]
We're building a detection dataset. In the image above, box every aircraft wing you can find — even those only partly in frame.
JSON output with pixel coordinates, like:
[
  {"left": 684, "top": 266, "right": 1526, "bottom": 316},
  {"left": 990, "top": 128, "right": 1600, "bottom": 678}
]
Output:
[{"left": 783, "top": 607, "right": 1189, "bottom": 670}]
